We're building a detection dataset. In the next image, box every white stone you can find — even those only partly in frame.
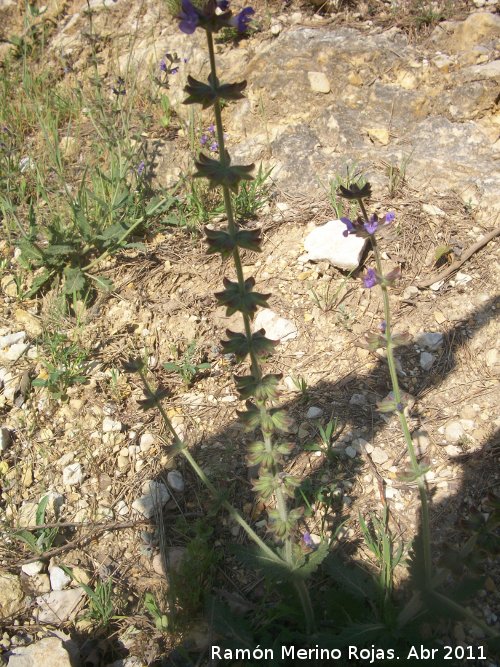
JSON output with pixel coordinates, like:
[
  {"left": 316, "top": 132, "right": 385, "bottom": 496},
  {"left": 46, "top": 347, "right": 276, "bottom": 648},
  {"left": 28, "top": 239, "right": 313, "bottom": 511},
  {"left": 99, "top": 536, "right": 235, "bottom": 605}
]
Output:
[
  {"left": 21, "top": 560, "right": 44, "bottom": 577},
  {"left": 115, "top": 500, "right": 129, "bottom": 516},
  {"left": 0, "top": 331, "right": 25, "bottom": 348},
  {"left": 371, "top": 447, "right": 389, "bottom": 465},
  {"left": 35, "top": 588, "right": 84, "bottom": 623},
  {"left": 445, "top": 420, "right": 465, "bottom": 443},
  {"left": 452, "top": 272, "right": 472, "bottom": 286},
  {"left": 303, "top": 220, "right": 367, "bottom": 271},
  {"left": 62, "top": 463, "right": 83, "bottom": 486},
  {"left": 0, "top": 342, "right": 29, "bottom": 362},
  {"left": 167, "top": 470, "right": 185, "bottom": 493},
  {"left": 306, "top": 406, "right": 323, "bottom": 419},
  {"left": 8, "top": 636, "right": 75, "bottom": 667},
  {"left": 445, "top": 444, "right": 461, "bottom": 457},
  {"left": 254, "top": 309, "right": 298, "bottom": 342},
  {"left": 420, "top": 351, "right": 435, "bottom": 371},
  {"left": 422, "top": 204, "right": 446, "bottom": 216},
  {"left": 417, "top": 332, "right": 444, "bottom": 351},
  {"left": 132, "top": 480, "right": 170, "bottom": 519},
  {"left": 270, "top": 21, "right": 282, "bottom": 36},
  {"left": 49, "top": 565, "right": 72, "bottom": 591},
  {"left": 102, "top": 417, "right": 122, "bottom": 433},
  {"left": 139, "top": 432, "right": 155, "bottom": 452},
  {"left": 307, "top": 71, "right": 331, "bottom": 93}
]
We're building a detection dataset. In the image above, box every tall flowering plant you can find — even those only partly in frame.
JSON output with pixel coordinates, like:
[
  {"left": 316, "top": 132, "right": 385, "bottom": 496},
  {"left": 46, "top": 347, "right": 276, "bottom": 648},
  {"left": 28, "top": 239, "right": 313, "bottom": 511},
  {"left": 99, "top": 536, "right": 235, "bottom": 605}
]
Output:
[{"left": 170, "top": 0, "right": 320, "bottom": 632}]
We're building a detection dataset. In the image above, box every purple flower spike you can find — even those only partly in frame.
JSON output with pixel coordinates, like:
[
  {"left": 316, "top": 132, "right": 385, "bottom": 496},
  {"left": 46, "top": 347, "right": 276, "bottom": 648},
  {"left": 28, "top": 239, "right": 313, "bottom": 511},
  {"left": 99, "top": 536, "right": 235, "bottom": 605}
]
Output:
[
  {"left": 363, "top": 267, "right": 377, "bottom": 289},
  {"left": 231, "top": 6, "right": 255, "bottom": 32},
  {"left": 341, "top": 216, "right": 355, "bottom": 237},
  {"left": 178, "top": 0, "right": 199, "bottom": 34}
]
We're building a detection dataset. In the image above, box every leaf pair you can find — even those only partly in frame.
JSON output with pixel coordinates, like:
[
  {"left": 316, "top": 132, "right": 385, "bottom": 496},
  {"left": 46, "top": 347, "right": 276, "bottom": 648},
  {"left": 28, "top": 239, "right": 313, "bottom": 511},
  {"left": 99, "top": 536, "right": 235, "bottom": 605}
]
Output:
[{"left": 183, "top": 74, "right": 247, "bottom": 109}]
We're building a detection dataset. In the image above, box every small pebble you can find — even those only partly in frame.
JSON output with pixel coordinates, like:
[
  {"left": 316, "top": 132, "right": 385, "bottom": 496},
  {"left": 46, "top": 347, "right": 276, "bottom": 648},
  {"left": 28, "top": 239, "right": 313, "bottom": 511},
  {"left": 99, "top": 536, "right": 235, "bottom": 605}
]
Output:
[
  {"left": 445, "top": 421, "right": 465, "bottom": 443},
  {"left": 306, "top": 406, "right": 323, "bottom": 419},
  {"left": 62, "top": 463, "right": 84, "bottom": 486},
  {"left": 102, "top": 417, "right": 122, "bottom": 433},
  {"left": 167, "top": 470, "right": 185, "bottom": 493},
  {"left": 345, "top": 446, "right": 357, "bottom": 458},
  {"left": 420, "top": 351, "right": 435, "bottom": 371}
]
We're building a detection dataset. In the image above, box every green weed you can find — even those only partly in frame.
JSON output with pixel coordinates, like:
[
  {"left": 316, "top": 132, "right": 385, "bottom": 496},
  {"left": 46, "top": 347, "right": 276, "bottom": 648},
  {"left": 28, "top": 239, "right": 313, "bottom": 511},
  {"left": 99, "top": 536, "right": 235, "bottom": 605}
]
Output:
[
  {"left": 163, "top": 340, "right": 211, "bottom": 386},
  {"left": 14, "top": 495, "right": 59, "bottom": 554},
  {"left": 32, "top": 331, "right": 89, "bottom": 400}
]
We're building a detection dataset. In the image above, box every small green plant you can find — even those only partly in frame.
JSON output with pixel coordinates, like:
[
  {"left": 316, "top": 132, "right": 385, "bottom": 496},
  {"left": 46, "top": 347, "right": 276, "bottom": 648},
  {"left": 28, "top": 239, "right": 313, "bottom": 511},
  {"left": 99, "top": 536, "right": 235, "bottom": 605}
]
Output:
[
  {"left": 321, "top": 164, "right": 366, "bottom": 220},
  {"left": 159, "top": 94, "right": 172, "bottom": 129},
  {"left": 359, "top": 507, "right": 404, "bottom": 605},
  {"left": 32, "top": 331, "right": 89, "bottom": 400},
  {"left": 144, "top": 592, "right": 169, "bottom": 630},
  {"left": 163, "top": 340, "right": 211, "bottom": 386},
  {"left": 385, "top": 152, "right": 412, "bottom": 197},
  {"left": 303, "top": 417, "right": 339, "bottom": 461},
  {"left": 14, "top": 495, "right": 59, "bottom": 554},
  {"left": 233, "top": 164, "right": 273, "bottom": 219},
  {"left": 291, "top": 375, "right": 309, "bottom": 401}
]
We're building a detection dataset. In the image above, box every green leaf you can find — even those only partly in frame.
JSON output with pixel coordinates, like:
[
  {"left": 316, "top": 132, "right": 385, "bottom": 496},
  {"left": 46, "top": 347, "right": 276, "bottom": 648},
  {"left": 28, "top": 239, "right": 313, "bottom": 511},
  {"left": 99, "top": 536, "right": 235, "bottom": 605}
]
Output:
[
  {"left": 215, "top": 276, "right": 270, "bottom": 318},
  {"left": 25, "top": 270, "right": 54, "bottom": 297},
  {"left": 44, "top": 244, "right": 76, "bottom": 257},
  {"left": 89, "top": 275, "right": 114, "bottom": 292},
  {"left": 234, "top": 373, "right": 282, "bottom": 400},
  {"left": 324, "top": 553, "right": 379, "bottom": 600},
  {"left": 36, "top": 495, "right": 49, "bottom": 526},
  {"left": 14, "top": 529, "right": 39, "bottom": 552},
  {"left": 194, "top": 151, "right": 254, "bottom": 193},
  {"left": 295, "top": 539, "right": 330, "bottom": 578},
  {"left": 18, "top": 238, "right": 44, "bottom": 264},
  {"left": 376, "top": 397, "right": 398, "bottom": 413},
  {"left": 205, "top": 227, "right": 262, "bottom": 257},
  {"left": 63, "top": 267, "right": 86, "bottom": 295},
  {"left": 221, "top": 329, "right": 277, "bottom": 361},
  {"left": 183, "top": 75, "right": 247, "bottom": 109},
  {"left": 338, "top": 182, "right": 372, "bottom": 200}
]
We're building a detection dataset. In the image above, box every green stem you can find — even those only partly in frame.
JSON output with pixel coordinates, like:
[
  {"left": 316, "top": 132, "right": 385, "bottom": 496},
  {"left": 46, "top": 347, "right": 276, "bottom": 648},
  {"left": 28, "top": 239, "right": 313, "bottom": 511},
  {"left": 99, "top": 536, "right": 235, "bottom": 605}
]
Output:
[
  {"left": 205, "top": 28, "right": 306, "bottom": 614},
  {"left": 139, "top": 369, "right": 283, "bottom": 566},
  {"left": 359, "top": 200, "right": 432, "bottom": 588}
]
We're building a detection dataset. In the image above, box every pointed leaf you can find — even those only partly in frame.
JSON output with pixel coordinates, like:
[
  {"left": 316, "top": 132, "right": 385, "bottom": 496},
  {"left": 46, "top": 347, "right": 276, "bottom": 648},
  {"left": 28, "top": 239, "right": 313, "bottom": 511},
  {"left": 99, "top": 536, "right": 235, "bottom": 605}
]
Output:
[
  {"left": 194, "top": 151, "right": 254, "bottom": 193},
  {"left": 63, "top": 267, "right": 86, "bottom": 295},
  {"left": 338, "top": 182, "right": 372, "bottom": 200},
  {"left": 221, "top": 329, "right": 277, "bottom": 361},
  {"left": 215, "top": 276, "right": 270, "bottom": 318},
  {"left": 234, "top": 373, "right": 282, "bottom": 400}
]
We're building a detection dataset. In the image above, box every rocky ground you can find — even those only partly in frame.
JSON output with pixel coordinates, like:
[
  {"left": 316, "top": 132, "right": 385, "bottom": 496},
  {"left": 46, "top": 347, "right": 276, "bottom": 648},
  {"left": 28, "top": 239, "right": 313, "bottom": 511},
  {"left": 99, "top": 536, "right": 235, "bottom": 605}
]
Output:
[{"left": 0, "top": 0, "right": 499, "bottom": 665}]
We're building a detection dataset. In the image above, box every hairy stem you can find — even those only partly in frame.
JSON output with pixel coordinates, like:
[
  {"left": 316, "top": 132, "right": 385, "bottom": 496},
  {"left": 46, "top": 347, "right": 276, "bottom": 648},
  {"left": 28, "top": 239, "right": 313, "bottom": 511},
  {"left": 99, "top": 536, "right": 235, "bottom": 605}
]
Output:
[
  {"left": 206, "top": 27, "right": 306, "bottom": 610},
  {"left": 138, "top": 369, "right": 283, "bottom": 565},
  {"left": 359, "top": 200, "right": 432, "bottom": 588}
]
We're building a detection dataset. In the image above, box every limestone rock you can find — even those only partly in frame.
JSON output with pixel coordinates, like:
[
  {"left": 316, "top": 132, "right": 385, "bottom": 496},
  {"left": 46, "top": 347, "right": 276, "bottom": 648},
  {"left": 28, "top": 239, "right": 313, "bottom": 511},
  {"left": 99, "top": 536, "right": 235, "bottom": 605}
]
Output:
[
  {"left": 49, "top": 565, "right": 72, "bottom": 591},
  {"left": 254, "top": 309, "right": 298, "bottom": 342},
  {"left": 8, "top": 636, "right": 75, "bottom": 667},
  {"left": 0, "top": 571, "right": 24, "bottom": 618},
  {"left": 62, "top": 463, "right": 84, "bottom": 486},
  {"left": 307, "top": 71, "right": 331, "bottom": 93},
  {"left": 35, "top": 587, "right": 84, "bottom": 623},
  {"left": 306, "top": 406, "right": 323, "bottom": 419},
  {"left": 132, "top": 480, "right": 170, "bottom": 519},
  {"left": 303, "top": 220, "right": 367, "bottom": 271},
  {"left": 445, "top": 420, "right": 465, "bottom": 443}
]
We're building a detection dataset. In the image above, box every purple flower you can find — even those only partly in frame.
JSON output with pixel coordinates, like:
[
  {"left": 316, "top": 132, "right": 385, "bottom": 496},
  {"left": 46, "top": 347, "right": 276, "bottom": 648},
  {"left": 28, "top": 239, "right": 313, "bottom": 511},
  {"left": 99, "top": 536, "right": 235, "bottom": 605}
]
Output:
[
  {"left": 364, "top": 215, "right": 378, "bottom": 235},
  {"left": 200, "top": 134, "right": 208, "bottom": 146},
  {"left": 209, "top": 141, "right": 218, "bottom": 152},
  {"left": 303, "top": 532, "right": 314, "bottom": 548},
  {"left": 385, "top": 211, "right": 395, "bottom": 224},
  {"left": 341, "top": 216, "right": 355, "bottom": 237},
  {"left": 379, "top": 320, "right": 386, "bottom": 334},
  {"left": 363, "top": 268, "right": 378, "bottom": 289},
  {"left": 137, "top": 161, "right": 145, "bottom": 176},
  {"left": 160, "top": 59, "right": 167, "bottom": 72},
  {"left": 207, "top": 123, "right": 215, "bottom": 134},
  {"left": 170, "top": 67, "right": 179, "bottom": 75},
  {"left": 230, "top": 6, "right": 254, "bottom": 32},
  {"left": 178, "top": 0, "right": 199, "bottom": 34}
]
